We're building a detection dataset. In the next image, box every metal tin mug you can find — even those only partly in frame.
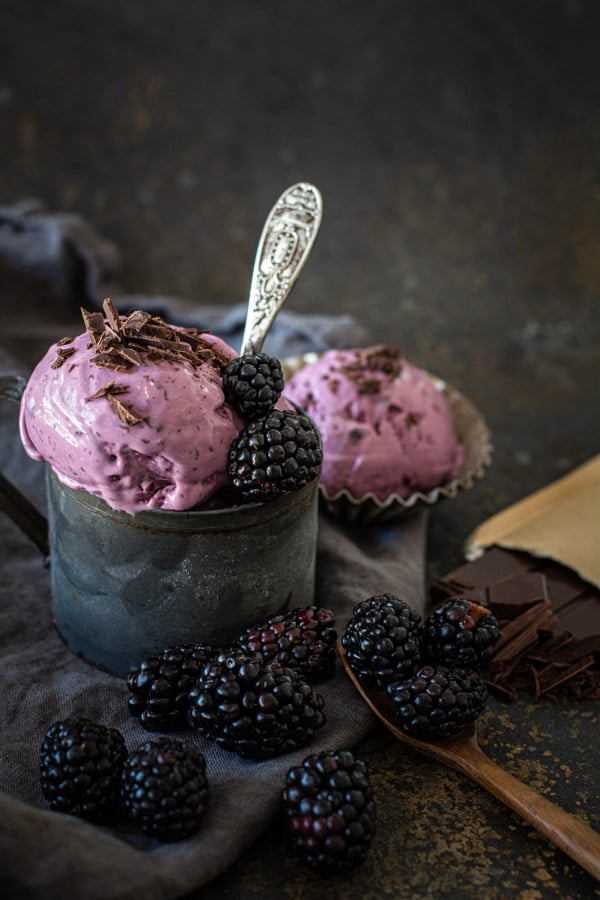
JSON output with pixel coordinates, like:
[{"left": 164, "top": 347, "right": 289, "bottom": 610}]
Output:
[{"left": 1, "top": 375, "right": 319, "bottom": 676}]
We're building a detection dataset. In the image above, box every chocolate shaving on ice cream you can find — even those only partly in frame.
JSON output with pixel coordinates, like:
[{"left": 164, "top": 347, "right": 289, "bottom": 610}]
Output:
[
  {"left": 51, "top": 346, "right": 76, "bottom": 368},
  {"left": 85, "top": 382, "right": 130, "bottom": 402},
  {"left": 77, "top": 299, "right": 230, "bottom": 425},
  {"left": 338, "top": 345, "right": 404, "bottom": 395},
  {"left": 432, "top": 547, "right": 600, "bottom": 701}
]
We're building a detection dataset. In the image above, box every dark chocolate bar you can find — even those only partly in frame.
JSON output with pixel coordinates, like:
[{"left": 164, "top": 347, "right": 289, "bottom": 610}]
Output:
[{"left": 431, "top": 546, "right": 600, "bottom": 701}]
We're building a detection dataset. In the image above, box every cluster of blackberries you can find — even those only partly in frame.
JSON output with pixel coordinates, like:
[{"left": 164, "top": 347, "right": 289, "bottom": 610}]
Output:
[
  {"left": 39, "top": 718, "right": 208, "bottom": 842},
  {"left": 342, "top": 594, "right": 499, "bottom": 740},
  {"left": 126, "top": 606, "right": 337, "bottom": 758},
  {"left": 223, "top": 352, "right": 323, "bottom": 502},
  {"left": 40, "top": 605, "right": 382, "bottom": 873},
  {"left": 39, "top": 716, "right": 376, "bottom": 873}
]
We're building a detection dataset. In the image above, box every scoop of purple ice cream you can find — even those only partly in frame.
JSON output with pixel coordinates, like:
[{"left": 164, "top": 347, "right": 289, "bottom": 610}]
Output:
[
  {"left": 19, "top": 308, "right": 246, "bottom": 515},
  {"left": 284, "top": 346, "right": 465, "bottom": 501}
]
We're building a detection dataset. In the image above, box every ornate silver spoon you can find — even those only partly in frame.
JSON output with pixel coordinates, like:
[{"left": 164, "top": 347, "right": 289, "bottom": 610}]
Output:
[{"left": 240, "top": 182, "right": 323, "bottom": 356}]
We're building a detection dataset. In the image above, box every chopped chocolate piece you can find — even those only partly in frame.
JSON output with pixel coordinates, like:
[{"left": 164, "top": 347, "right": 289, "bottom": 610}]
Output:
[
  {"left": 529, "top": 559, "right": 590, "bottom": 610},
  {"left": 356, "top": 377, "right": 381, "bottom": 395},
  {"left": 80, "top": 308, "right": 105, "bottom": 347},
  {"left": 537, "top": 655, "right": 596, "bottom": 697},
  {"left": 446, "top": 546, "right": 534, "bottom": 588},
  {"left": 122, "top": 309, "right": 151, "bottom": 332},
  {"left": 85, "top": 382, "right": 129, "bottom": 402},
  {"left": 56, "top": 336, "right": 73, "bottom": 346},
  {"left": 92, "top": 352, "right": 130, "bottom": 371},
  {"left": 487, "top": 573, "right": 549, "bottom": 619},
  {"left": 486, "top": 680, "right": 516, "bottom": 701},
  {"left": 107, "top": 395, "right": 146, "bottom": 426},
  {"left": 51, "top": 346, "right": 77, "bottom": 368},
  {"left": 102, "top": 297, "right": 122, "bottom": 333},
  {"left": 555, "top": 591, "right": 600, "bottom": 636},
  {"left": 430, "top": 575, "right": 487, "bottom": 606},
  {"left": 111, "top": 345, "right": 144, "bottom": 367},
  {"left": 491, "top": 601, "right": 558, "bottom": 665}
]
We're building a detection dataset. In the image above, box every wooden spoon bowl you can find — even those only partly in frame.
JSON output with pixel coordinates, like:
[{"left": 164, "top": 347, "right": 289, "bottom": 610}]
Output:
[{"left": 339, "top": 646, "right": 600, "bottom": 881}]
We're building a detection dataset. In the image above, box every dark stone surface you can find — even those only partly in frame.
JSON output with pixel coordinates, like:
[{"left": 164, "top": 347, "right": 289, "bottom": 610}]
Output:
[{"left": 1, "top": 1, "right": 599, "bottom": 896}]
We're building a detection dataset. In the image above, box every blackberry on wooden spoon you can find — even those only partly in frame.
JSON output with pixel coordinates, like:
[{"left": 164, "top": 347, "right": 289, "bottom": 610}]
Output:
[
  {"left": 342, "top": 594, "right": 422, "bottom": 688},
  {"left": 387, "top": 665, "right": 488, "bottom": 740},
  {"left": 422, "top": 598, "right": 500, "bottom": 669}
]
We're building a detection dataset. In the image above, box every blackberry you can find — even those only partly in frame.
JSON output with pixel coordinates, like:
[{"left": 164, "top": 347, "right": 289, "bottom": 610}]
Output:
[
  {"left": 187, "top": 649, "right": 326, "bottom": 760},
  {"left": 120, "top": 738, "right": 208, "bottom": 842},
  {"left": 387, "top": 665, "right": 488, "bottom": 740},
  {"left": 227, "top": 408, "right": 322, "bottom": 501},
  {"left": 423, "top": 598, "right": 500, "bottom": 669},
  {"left": 39, "top": 717, "right": 127, "bottom": 820},
  {"left": 223, "top": 352, "right": 284, "bottom": 419},
  {"left": 237, "top": 606, "right": 337, "bottom": 682},
  {"left": 341, "top": 594, "right": 422, "bottom": 688},
  {"left": 127, "top": 643, "right": 219, "bottom": 732},
  {"left": 282, "top": 750, "right": 377, "bottom": 875}
]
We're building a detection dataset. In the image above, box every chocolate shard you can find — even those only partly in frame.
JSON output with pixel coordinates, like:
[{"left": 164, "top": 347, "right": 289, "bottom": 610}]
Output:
[
  {"left": 85, "top": 382, "right": 129, "bottom": 402},
  {"left": 80, "top": 308, "right": 105, "bottom": 347},
  {"left": 92, "top": 352, "right": 130, "bottom": 371},
  {"left": 107, "top": 394, "right": 146, "bottom": 426},
  {"left": 537, "top": 655, "right": 596, "bottom": 696},
  {"left": 112, "top": 345, "right": 144, "bottom": 367},
  {"left": 487, "top": 573, "right": 549, "bottom": 619},
  {"left": 102, "top": 297, "right": 122, "bottom": 334},
  {"left": 122, "top": 309, "right": 151, "bottom": 333},
  {"left": 51, "top": 346, "right": 77, "bottom": 368}
]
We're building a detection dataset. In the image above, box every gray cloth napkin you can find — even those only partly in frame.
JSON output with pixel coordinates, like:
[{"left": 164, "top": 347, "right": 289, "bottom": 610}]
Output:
[{"left": 0, "top": 202, "right": 429, "bottom": 900}]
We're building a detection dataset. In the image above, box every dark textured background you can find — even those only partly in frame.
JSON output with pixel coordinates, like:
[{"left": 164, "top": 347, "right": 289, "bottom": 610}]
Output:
[{"left": 1, "top": 2, "right": 599, "bottom": 897}]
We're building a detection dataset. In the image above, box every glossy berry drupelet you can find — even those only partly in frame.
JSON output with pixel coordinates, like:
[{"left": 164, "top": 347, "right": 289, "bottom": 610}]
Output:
[
  {"left": 187, "top": 649, "right": 326, "bottom": 760},
  {"left": 120, "top": 738, "right": 209, "bottom": 842},
  {"left": 237, "top": 606, "right": 337, "bottom": 683},
  {"left": 223, "top": 352, "right": 284, "bottom": 420},
  {"left": 127, "top": 643, "right": 219, "bottom": 732},
  {"left": 422, "top": 598, "right": 500, "bottom": 669},
  {"left": 39, "top": 717, "right": 127, "bottom": 820},
  {"left": 341, "top": 594, "right": 423, "bottom": 689},
  {"left": 227, "top": 408, "right": 323, "bottom": 501},
  {"left": 282, "top": 750, "right": 377, "bottom": 875},
  {"left": 387, "top": 665, "right": 488, "bottom": 740}
]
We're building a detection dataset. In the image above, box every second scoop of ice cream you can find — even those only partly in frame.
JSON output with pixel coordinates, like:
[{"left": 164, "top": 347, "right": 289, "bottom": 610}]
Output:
[
  {"left": 284, "top": 346, "right": 465, "bottom": 501},
  {"left": 19, "top": 309, "right": 246, "bottom": 515}
]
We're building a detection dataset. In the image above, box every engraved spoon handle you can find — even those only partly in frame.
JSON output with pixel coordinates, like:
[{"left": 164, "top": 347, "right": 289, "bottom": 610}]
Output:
[{"left": 240, "top": 182, "right": 323, "bottom": 356}]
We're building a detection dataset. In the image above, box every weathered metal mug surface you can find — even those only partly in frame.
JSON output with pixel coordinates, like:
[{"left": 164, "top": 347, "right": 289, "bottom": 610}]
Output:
[{"left": 46, "top": 468, "right": 319, "bottom": 676}]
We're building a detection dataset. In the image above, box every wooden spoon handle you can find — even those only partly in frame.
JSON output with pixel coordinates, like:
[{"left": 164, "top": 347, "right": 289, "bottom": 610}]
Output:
[{"left": 451, "top": 740, "right": 600, "bottom": 880}]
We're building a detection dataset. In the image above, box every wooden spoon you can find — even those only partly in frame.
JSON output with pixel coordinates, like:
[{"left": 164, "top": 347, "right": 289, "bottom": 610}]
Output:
[{"left": 339, "top": 647, "right": 600, "bottom": 880}]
